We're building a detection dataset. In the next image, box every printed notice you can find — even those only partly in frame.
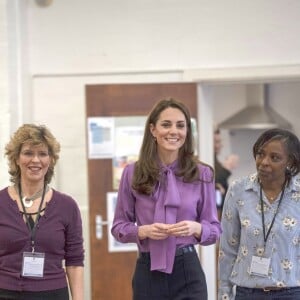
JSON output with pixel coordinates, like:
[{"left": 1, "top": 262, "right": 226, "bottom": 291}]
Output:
[{"left": 87, "top": 117, "right": 115, "bottom": 159}]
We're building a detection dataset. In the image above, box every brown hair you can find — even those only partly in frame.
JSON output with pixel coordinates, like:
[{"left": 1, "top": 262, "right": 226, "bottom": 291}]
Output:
[
  {"left": 5, "top": 124, "right": 60, "bottom": 185},
  {"left": 132, "top": 98, "right": 210, "bottom": 195}
]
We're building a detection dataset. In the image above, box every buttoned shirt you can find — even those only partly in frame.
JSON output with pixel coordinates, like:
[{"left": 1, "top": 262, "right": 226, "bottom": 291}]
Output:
[{"left": 218, "top": 173, "right": 300, "bottom": 300}]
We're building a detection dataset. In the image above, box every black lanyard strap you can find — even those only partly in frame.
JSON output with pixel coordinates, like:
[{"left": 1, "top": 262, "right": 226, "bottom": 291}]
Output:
[
  {"left": 260, "top": 182, "right": 286, "bottom": 249},
  {"left": 19, "top": 183, "right": 47, "bottom": 252}
]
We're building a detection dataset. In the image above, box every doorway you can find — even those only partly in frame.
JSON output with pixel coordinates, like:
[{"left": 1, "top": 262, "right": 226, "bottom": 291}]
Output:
[{"left": 86, "top": 82, "right": 197, "bottom": 300}]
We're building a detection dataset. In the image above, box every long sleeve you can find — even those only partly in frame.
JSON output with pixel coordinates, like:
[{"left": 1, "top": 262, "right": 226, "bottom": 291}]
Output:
[
  {"left": 111, "top": 164, "right": 139, "bottom": 244},
  {"left": 218, "top": 182, "right": 241, "bottom": 300},
  {"left": 198, "top": 166, "right": 222, "bottom": 245},
  {"left": 0, "top": 188, "right": 84, "bottom": 292},
  {"left": 218, "top": 174, "right": 300, "bottom": 300}
]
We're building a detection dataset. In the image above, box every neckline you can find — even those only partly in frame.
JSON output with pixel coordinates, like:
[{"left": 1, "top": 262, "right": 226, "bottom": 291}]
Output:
[
  {"left": 262, "top": 191, "right": 279, "bottom": 203},
  {"left": 159, "top": 158, "right": 178, "bottom": 169},
  {"left": 6, "top": 186, "right": 54, "bottom": 209},
  {"left": 260, "top": 178, "right": 287, "bottom": 205},
  {"left": 20, "top": 207, "right": 46, "bottom": 215}
]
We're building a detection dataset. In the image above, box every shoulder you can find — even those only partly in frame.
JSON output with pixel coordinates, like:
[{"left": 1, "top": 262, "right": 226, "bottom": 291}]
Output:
[
  {"left": 52, "top": 189, "right": 80, "bottom": 209},
  {"left": 290, "top": 174, "right": 300, "bottom": 191},
  {"left": 0, "top": 187, "right": 8, "bottom": 196},
  {"left": 228, "top": 173, "right": 258, "bottom": 195},
  {"left": 50, "top": 190, "right": 83, "bottom": 227},
  {"left": 122, "top": 162, "right": 136, "bottom": 179},
  {"left": 124, "top": 162, "right": 136, "bottom": 172},
  {"left": 0, "top": 187, "right": 10, "bottom": 205},
  {"left": 197, "top": 163, "right": 213, "bottom": 180}
]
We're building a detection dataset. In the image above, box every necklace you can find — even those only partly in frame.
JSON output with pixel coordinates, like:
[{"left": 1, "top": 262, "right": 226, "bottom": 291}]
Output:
[
  {"left": 263, "top": 191, "right": 280, "bottom": 202},
  {"left": 16, "top": 185, "right": 49, "bottom": 208}
]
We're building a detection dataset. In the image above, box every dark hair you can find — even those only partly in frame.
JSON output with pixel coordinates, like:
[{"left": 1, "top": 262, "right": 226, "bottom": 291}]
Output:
[
  {"left": 5, "top": 124, "right": 60, "bottom": 185},
  {"left": 253, "top": 128, "right": 300, "bottom": 178},
  {"left": 132, "top": 98, "right": 203, "bottom": 195},
  {"left": 214, "top": 127, "right": 220, "bottom": 134}
]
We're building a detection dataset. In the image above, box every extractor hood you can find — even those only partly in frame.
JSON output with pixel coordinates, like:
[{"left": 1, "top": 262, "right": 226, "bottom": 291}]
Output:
[{"left": 219, "top": 84, "right": 292, "bottom": 130}]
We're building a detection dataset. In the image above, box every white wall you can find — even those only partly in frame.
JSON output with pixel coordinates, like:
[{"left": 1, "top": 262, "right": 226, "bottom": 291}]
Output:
[
  {"left": 3, "top": 1, "right": 300, "bottom": 299},
  {"left": 0, "top": 0, "right": 10, "bottom": 186},
  {"left": 27, "top": 0, "right": 300, "bottom": 74},
  {"left": 31, "top": 72, "right": 184, "bottom": 300}
]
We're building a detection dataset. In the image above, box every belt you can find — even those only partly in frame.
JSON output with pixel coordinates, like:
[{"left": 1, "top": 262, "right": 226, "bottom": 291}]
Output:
[
  {"left": 237, "top": 286, "right": 300, "bottom": 293},
  {"left": 175, "top": 245, "right": 195, "bottom": 256},
  {"left": 262, "top": 286, "right": 300, "bottom": 292},
  {"left": 139, "top": 244, "right": 195, "bottom": 259},
  {"left": 263, "top": 287, "right": 287, "bottom": 292}
]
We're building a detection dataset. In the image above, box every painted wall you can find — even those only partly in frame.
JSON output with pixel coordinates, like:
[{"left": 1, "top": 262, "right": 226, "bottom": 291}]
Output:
[
  {"left": 27, "top": 0, "right": 300, "bottom": 73},
  {"left": 2, "top": 1, "right": 300, "bottom": 299}
]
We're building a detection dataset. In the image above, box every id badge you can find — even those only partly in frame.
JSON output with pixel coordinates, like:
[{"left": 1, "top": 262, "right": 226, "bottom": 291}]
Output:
[
  {"left": 22, "top": 252, "right": 45, "bottom": 277},
  {"left": 249, "top": 255, "right": 270, "bottom": 277}
]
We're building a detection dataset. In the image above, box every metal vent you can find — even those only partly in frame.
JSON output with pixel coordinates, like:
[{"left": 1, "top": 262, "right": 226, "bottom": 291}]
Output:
[{"left": 219, "top": 84, "right": 292, "bottom": 130}]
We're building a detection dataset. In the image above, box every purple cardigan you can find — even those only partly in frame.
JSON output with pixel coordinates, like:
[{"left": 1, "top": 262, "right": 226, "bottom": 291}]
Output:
[{"left": 0, "top": 187, "right": 84, "bottom": 291}]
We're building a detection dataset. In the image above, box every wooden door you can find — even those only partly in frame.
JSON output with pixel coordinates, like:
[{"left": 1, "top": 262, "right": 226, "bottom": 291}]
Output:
[{"left": 86, "top": 83, "right": 197, "bottom": 300}]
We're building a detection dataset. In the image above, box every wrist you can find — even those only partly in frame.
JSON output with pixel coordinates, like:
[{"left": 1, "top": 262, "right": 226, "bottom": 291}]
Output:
[
  {"left": 193, "top": 223, "right": 202, "bottom": 239},
  {"left": 138, "top": 225, "right": 147, "bottom": 240}
]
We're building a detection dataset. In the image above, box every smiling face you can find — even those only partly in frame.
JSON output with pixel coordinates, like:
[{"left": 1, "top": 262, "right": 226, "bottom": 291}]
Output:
[
  {"left": 255, "top": 139, "right": 290, "bottom": 185},
  {"left": 150, "top": 107, "right": 187, "bottom": 164},
  {"left": 16, "top": 143, "right": 51, "bottom": 186}
]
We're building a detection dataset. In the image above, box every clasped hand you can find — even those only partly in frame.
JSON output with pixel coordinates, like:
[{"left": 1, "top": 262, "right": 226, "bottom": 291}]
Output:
[{"left": 138, "top": 221, "right": 202, "bottom": 240}]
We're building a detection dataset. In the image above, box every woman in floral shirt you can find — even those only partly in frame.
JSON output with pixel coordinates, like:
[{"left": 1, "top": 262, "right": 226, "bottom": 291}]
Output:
[{"left": 218, "top": 128, "right": 300, "bottom": 300}]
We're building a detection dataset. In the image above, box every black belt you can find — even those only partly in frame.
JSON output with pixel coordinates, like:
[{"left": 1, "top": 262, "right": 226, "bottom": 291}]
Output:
[
  {"left": 237, "top": 286, "right": 300, "bottom": 293},
  {"left": 139, "top": 244, "right": 196, "bottom": 259}
]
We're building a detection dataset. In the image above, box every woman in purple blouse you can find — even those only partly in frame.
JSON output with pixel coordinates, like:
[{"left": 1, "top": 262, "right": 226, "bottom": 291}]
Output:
[
  {"left": 111, "top": 98, "right": 221, "bottom": 300},
  {"left": 0, "top": 124, "right": 84, "bottom": 300}
]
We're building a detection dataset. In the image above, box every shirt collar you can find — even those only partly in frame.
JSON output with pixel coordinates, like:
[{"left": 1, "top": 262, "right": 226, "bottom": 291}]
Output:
[{"left": 245, "top": 172, "right": 300, "bottom": 194}]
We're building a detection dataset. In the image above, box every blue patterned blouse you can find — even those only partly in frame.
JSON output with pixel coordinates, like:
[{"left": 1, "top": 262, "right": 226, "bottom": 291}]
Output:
[{"left": 218, "top": 173, "right": 300, "bottom": 300}]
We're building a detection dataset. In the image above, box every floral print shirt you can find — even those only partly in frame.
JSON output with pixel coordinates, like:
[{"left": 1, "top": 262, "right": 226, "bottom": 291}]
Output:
[{"left": 218, "top": 173, "right": 300, "bottom": 300}]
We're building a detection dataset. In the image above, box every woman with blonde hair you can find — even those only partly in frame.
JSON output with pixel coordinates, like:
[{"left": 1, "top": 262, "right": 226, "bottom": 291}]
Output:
[{"left": 0, "top": 124, "right": 84, "bottom": 300}]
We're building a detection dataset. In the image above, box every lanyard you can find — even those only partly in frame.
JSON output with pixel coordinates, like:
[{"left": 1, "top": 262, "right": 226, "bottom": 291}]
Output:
[
  {"left": 19, "top": 183, "right": 47, "bottom": 253},
  {"left": 260, "top": 182, "right": 285, "bottom": 249}
]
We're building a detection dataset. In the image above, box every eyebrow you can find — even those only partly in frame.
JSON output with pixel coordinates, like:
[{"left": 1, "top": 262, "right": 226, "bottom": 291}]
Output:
[{"left": 161, "top": 120, "right": 186, "bottom": 123}]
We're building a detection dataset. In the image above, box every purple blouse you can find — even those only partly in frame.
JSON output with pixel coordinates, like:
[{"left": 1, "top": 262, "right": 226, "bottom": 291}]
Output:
[
  {"left": 0, "top": 187, "right": 84, "bottom": 291},
  {"left": 111, "top": 160, "right": 221, "bottom": 273}
]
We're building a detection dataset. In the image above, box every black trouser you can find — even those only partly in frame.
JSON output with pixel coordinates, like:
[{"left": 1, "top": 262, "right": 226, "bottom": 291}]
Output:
[
  {"left": 132, "top": 247, "right": 207, "bottom": 300},
  {"left": 0, "top": 287, "right": 69, "bottom": 300},
  {"left": 236, "top": 286, "right": 300, "bottom": 300}
]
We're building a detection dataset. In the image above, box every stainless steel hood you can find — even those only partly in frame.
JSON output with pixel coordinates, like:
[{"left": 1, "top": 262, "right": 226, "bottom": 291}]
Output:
[{"left": 219, "top": 84, "right": 292, "bottom": 130}]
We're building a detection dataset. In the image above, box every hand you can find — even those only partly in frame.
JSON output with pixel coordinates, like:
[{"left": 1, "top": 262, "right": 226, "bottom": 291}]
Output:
[
  {"left": 223, "top": 154, "right": 239, "bottom": 170},
  {"left": 216, "top": 183, "right": 225, "bottom": 195},
  {"left": 138, "top": 223, "right": 170, "bottom": 240},
  {"left": 167, "top": 221, "right": 202, "bottom": 239}
]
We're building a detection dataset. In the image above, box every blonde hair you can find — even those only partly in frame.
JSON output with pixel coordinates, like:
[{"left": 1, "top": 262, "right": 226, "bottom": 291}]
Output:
[{"left": 5, "top": 124, "right": 60, "bottom": 184}]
